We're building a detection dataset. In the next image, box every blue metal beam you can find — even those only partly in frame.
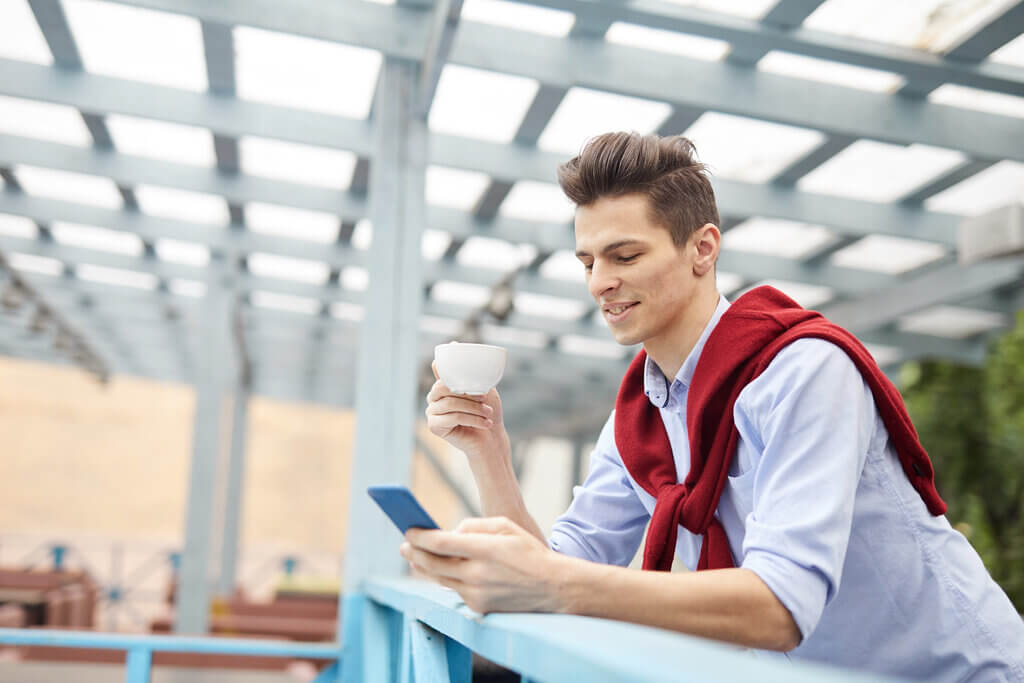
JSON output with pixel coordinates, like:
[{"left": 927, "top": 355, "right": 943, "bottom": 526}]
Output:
[
  {"left": 948, "top": 1, "right": 1024, "bottom": 62},
  {"left": 0, "top": 58, "right": 374, "bottom": 155},
  {"left": 823, "top": 257, "right": 1024, "bottom": 333},
  {"left": 26, "top": 0, "right": 81, "bottom": 66},
  {"left": 0, "top": 133, "right": 367, "bottom": 218},
  {"left": 342, "top": 58, "right": 428, "bottom": 599},
  {"left": 725, "top": 0, "right": 827, "bottom": 64},
  {"left": 417, "top": 0, "right": 466, "bottom": 115},
  {"left": 97, "top": 0, "right": 1024, "bottom": 100},
  {"left": 528, "top": 0, "right": 1024, "bottom": 98},
  {"left": 0, "top": 130, "right": 963, "bottom": 247},
  {"left": 0, "top": 627, "right": 341, "bottom": 657},
  {"left": 898, "top": 0, "right": 1024, "bottom": 96},
  {"left": 201, "top": 18, "right": 241, "bottom": 179},
  {"left": 14, "top": 229, "right": 996, "bottom": 372},
  {"left": 216, "top": 381, "right": 250, "bottom": 598},
  {"left": 27, "top": 268, "right": 998, "bottom": 403},
  {"left": 176, "top": 255, "right": 237, "bottom": 633},
  {"left": 0, "top": 189, "right": 917, "bottom": 308},
  {"left": 448, "top": 23, "right": 1024, "bottom": 163},
  {"left": 364, "top": 577, "right": 889, "bottom": 682}
]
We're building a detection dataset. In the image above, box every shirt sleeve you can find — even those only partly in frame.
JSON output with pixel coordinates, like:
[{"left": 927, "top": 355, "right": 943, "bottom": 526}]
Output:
[
  {"left": 735, "top": 338, "right": 875, "bottom": 642},
  {"left": 549, "top": 411, "right": 651, "bottom": 566}
]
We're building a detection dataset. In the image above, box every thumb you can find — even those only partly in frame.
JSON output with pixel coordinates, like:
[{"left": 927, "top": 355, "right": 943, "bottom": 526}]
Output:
[{"left": 431, "top": 360, "right": 440, "bottom": 380}]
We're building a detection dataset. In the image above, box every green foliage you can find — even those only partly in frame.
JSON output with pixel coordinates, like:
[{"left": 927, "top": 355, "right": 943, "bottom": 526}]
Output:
[{"left": 901, "top": 310, "right": 1024, "bottom": 610}]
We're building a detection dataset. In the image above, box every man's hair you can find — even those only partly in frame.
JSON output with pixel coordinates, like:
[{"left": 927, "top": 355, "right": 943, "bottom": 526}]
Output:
[{"left": 556, "top": 132, "right": 720, "bottom": 247}]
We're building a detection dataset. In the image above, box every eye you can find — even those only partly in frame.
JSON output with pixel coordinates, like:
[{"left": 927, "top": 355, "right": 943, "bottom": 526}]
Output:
[
  {"left": 583, "top": 263, "right": 593, "bottom": 273},
  {"left": 618, "top": 254, "right": 639, "bottom": 263}
]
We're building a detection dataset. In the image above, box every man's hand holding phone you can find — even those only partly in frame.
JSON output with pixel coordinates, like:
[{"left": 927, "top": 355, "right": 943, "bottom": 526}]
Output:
[{"left": 368, "top": 484, "right": 570, "bottom": 615}]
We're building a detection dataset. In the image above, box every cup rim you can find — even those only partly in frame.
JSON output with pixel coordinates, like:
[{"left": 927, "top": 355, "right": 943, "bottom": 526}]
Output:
[{"left": 434, "top": 342, "right": 507, "bottom": 354}]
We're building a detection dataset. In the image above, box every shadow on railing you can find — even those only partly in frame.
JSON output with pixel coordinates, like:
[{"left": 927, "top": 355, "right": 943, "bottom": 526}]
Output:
[{"left": 1, "top": 577, "right": 902, "bottom": 682}]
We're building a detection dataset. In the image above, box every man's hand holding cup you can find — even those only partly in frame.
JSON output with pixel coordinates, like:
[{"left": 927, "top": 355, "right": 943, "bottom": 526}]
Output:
[{"left": 426, "top": 342, "right": 510, "bottom": 462}]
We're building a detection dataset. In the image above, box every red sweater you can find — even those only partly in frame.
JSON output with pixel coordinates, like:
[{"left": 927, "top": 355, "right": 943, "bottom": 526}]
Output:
[{"left": 614, "top": 286, "right": 946, "bottom": 572}]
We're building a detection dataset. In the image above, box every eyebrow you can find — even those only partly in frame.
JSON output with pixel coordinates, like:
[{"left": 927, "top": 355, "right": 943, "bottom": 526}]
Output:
[{"left": 575, "top": 239, "right": 646, "bottom": 259}]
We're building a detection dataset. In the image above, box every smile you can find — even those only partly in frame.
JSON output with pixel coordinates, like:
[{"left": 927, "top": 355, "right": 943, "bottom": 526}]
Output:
[{"left": 603, "top": 302, "right": 638, "bottom": 323}]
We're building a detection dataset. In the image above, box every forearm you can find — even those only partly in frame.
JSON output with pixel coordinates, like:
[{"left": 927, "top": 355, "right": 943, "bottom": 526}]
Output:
[
  {"left": 425, "top": 379, "right": 546, "bottom": 541},
  {"left": 554, "top": 559, "right": 801, "bottom": 652},
  {"left": 466, "top": 447, "right": 546, "bottom": 543}
]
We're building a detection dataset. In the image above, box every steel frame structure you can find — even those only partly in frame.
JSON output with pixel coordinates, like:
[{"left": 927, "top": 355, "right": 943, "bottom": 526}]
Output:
[{"left": 0, "top": 2, "right": 1020, "bottom": 441}]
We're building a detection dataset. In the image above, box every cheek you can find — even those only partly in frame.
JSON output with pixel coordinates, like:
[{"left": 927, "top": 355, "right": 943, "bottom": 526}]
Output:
[
  {"left": 651, "top": 268, "right": 695, "bottom": 311},
  {"left": 644, "top": 261, "right": 689, "bottom": 296}
]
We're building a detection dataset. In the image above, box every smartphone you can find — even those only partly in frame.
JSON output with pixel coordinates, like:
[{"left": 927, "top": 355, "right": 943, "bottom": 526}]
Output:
[{"left": 367, "top": 485, "right": 440, "bottom": 534}]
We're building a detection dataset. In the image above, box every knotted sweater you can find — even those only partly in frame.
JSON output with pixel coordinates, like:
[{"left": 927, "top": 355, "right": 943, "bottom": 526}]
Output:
[{"left": 614, "top": 286, "right": 946, "bottom": 572}]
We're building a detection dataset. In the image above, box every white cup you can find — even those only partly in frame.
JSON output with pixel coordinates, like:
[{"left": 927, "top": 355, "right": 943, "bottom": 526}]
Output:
[{"left": 434, "top": 342, "right": 507, "bottom": 395}]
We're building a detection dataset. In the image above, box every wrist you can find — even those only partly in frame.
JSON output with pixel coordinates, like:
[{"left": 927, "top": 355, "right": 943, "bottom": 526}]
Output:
[
  {"left": 465, "top": 433, "right": 514, "bottom": 479},
  {"left": 548, "top": 553, "right": 597, "bottom": 615}
]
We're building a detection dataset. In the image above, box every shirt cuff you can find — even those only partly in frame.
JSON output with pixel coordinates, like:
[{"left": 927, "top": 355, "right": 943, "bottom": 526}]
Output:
[
  {"left": 548, "top": 527, "right": 602, "bottom": 563},
  {"left": 742, "top": 549, "right": 830, "bottom": 642}
]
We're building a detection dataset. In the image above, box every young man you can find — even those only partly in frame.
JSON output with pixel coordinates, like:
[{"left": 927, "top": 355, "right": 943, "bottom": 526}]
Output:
[{"left": 408, "top": 133, "right": 1024, "bottom": 680}]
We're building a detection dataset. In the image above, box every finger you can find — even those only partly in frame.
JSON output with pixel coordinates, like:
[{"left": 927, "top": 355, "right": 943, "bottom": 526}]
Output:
[
  {"left": 427, "top": 411, "right": 494, "bottom": 433},
  {"left": 426, "top": 408, "right": 494, "bottom": 431},
  {"left": 426, "top": 395, "right": 494, "bottom": 418},
  {"left": 426, "top": 379, "right": 448, "bottom": 403},
  {"left": 432, "top": 360, "right": 439, "bottom": 380},
  {"left": 399, "top": 542, "right": 426, "bottom": 574},
  {"left": 406, "top": 529, "right": 487, "bottom": 559},
  {"left": 437, "top": 575, "right": 468, "bottom": 593},
  {"left": 427, "top": 382, "right": 492, "bottom": 409},
  {"left": 405, "top": 546, "right": 470, "bottom": 580}
]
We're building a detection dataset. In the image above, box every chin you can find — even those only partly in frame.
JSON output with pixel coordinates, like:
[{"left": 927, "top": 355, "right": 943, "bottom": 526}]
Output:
[{"left": 610, "top": 328, "right": 643, "bottom": 348}]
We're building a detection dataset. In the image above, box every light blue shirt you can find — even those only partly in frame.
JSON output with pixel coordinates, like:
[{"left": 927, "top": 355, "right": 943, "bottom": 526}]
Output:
[{"left": 550, "top": 296, "right": 1024, "bottom": 681}]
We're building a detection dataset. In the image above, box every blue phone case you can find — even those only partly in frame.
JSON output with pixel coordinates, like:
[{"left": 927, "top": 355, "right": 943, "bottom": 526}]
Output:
[{"left": 367, "top": 485, "right": 440, "bottom": 534}]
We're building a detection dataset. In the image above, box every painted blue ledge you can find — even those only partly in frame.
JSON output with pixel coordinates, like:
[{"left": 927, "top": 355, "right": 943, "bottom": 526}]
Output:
[
  {"left": 364, "top": 577, "right": 907, "bottom": 683},
  {"left": 0, "top": 581, "right": 909, "bottom": 682},
  {"left": 0, "top": 628, "right": 340, "bottom": 659}
]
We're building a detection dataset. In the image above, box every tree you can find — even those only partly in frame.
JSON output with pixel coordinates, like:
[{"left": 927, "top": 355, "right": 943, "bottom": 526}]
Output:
[{"left": 900, "top": 310, "right": 1024, "bottom": 610}]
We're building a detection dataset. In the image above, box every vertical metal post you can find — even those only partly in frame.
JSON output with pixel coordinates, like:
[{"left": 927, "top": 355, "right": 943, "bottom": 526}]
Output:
[
  {"left": 410, "top": 620, "right": 452, "bottom": 683},
  {"left": 446, "top": 637, "right": 473, "bottom": 683},
  {"left": 50, "top": 545, "right": 66, "bottom": 571},
  {"left": 216, "top": 383, "right": 250, "bottom": 598},
  {"left": 176, "top": 255, "right": 235, "bottom": 633},
  {"left": 109, "top": 543, "right": 122, "bottom": 631},
  {"left": 342, "top": 57, "right": 427, "bottom": 598},
  {"left": 343, "top": 594, "right": 400, "bottom": 683},
  {"left": 399, "top": 616, "right": 414, "bottom": 683},
  {"left": 124, "top": 648, "right": 152, "bottom": 683}
]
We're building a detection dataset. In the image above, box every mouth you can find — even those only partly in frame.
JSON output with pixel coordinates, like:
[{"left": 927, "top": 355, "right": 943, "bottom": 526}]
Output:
[{"left": 603, "top": 302, "right": 638, "bottom": 324}]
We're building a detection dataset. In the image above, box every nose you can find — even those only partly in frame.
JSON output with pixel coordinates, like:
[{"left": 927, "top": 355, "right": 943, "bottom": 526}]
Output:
[{"left": 588, "top": 261, "right": 619, "bottom": 301}]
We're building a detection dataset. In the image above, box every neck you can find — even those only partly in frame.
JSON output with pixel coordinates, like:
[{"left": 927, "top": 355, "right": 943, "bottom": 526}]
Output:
[{"left": 644, "top": 285, "right": 720, "bottom": 382}]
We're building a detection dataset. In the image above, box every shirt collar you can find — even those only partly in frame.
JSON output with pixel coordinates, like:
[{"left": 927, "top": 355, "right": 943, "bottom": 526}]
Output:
[{"left": 643, "top": 294, "right": 731, "bottom": 408}]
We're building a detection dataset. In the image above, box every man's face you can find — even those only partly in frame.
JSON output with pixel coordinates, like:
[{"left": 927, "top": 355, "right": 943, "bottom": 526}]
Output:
[{"left": 574, "top": 193, "right": 700, "bottom": 349}]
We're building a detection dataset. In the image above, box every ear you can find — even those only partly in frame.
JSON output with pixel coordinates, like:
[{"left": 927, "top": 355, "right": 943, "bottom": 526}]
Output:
[{"left": 691, "top": 223, "right": 720, "bottom": 277}]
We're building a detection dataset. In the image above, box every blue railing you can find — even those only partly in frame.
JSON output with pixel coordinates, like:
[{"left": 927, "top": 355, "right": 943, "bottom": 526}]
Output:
[
  {"left": 346, "top": 577, "right": 903, "bottom": 683},
  {"left": 1, "top": 577, "right": 902, "bottom": 682},
  {"left": 0, "top": 628, "right": 343, "bottom": 682}
]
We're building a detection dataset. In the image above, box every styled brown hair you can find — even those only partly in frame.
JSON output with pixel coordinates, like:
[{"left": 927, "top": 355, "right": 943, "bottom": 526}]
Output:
[{"left": 557, "top": 132, "right": 720, "bottom": 246}]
